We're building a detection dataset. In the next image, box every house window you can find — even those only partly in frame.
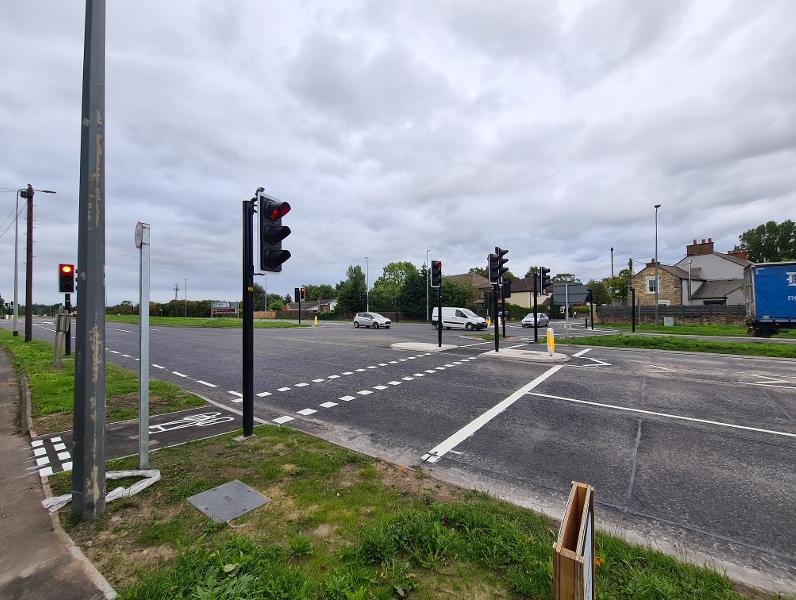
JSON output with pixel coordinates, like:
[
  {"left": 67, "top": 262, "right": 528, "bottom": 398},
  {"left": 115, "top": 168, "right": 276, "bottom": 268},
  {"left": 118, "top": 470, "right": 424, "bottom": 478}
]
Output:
[
  {"left": 646, "top": 277, "right": 657, "bottom": 293},
  {"left": 703, "top": 299, "right": 726, "bottom": 306}
]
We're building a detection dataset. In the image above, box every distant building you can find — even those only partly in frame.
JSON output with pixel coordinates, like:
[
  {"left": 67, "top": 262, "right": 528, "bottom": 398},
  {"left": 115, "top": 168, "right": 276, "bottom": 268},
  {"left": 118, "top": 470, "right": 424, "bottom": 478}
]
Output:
[
  {"left": 444, "top": 272, "right": 492, "bottom": 305},
  {"left": 504, "top": 277, "right": 550, "bottom": 308},
  {"left": 631, "top": 238, "right": 751, "bottom": 306},
  {"left": 285, "top": 299, "right": 337, "bottom": 313}
]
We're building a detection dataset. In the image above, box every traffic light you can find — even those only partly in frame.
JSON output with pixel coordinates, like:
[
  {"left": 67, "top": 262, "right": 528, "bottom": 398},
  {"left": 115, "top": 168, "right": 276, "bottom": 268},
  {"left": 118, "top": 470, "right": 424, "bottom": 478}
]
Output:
[
  {"left": 58, "top": 263, "right": 75, "bottom": 293},
  {"left": 495, "top": 247, "right": 509, "bottom": 281},
  {"left": 488, "top": 253, "right": 498, "bottom": 284},
  {"left": 502, "top": 280, "right": 511, "bottom": 297},
  {"left": 540, "top": 267, "right": 551, "bottom": 291},
  {"left": 430, "top": 260, "right": 442, "bottom": 288},
  {"left": 259, "top": 191, "right": 291, "bottom": 272},
  {"left": 296, "top": 287, "right": 306, "bottom": 302}
]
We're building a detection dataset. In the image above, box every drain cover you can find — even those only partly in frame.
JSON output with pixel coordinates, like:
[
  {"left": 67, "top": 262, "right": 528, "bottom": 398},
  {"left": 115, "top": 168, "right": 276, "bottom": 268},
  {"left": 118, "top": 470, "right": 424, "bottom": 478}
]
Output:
[{"left": 187, "top": 480, "right": 270, "bottom": 523}]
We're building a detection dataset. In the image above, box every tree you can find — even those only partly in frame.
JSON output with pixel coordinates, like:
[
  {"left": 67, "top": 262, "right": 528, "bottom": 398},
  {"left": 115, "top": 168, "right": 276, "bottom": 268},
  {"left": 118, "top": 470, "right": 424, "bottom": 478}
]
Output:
[
  {"left": 738, "top": 220, "right": 795, "bottom": 262},
  {"left": 469, "top": 266, "right": 488, "bottom": 279},
  {"left": 252, "top": 282, "right": 268, "bottom": 311},
  {"left": 268, "top": 298, "right": 285, "bottom": 311},
  {"left": 399, "top": 266, "right": 427, "bottom": 318},
  {"left": 335, "top": 265, "right": 367, "bottom": 313},
  {"left": 551, "top": 273, "right": 580, "bottom": 284},
  {"left": 442, "top": 279, "right": 477, "bottom": 308},
  {"left": 603, "top": 268, "right": 632, "bottom": 304},
  {"left": 586, "top": 280, "right": 610, "bottom": 305},
  {"left": 302, "top": 283, "right": 336, "bottom": 301},
  {"left": 283, "top": 294, "right": 292, "bottom": 303}
]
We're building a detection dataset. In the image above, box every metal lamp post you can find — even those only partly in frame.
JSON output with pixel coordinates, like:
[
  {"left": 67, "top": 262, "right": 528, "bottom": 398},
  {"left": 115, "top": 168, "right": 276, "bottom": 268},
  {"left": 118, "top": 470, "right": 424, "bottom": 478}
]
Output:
[
  {"left": 365, "top": 256, "right": 369, "bottom": 312},
  {"left": 654, "top": 204, "right": 661, "bottom": 325},
  {"left": 425, "top": 249, "right": 430, "bottom": 321}
]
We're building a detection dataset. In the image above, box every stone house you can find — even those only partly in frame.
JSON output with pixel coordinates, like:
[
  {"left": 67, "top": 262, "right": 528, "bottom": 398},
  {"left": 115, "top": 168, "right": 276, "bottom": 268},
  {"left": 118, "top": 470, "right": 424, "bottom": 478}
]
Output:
[
  {"left": 631, "top": 238, "right": 751, "bottom": 306},
  {"left": 504, "top": 277, "right": 550, "bottom": 308}
]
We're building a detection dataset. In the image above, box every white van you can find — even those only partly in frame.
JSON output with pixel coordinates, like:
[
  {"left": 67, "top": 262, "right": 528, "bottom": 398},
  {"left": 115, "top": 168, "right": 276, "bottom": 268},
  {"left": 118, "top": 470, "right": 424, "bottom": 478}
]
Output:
[{"left": 431, "top": 307, "right": 487, "bottom": 330}]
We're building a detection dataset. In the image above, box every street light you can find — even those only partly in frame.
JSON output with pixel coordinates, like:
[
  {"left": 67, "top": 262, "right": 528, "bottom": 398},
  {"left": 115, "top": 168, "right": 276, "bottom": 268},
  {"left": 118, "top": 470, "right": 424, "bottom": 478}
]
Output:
[
  {"left": 6, "top": 186, "right": 56, "bottom": 339},
  {"left": 184, "top": 278, "right": 187, "bottom": 317},
  {"left": 364, "top": 256, "right": 369, "bottom": 312},
  {"left": 654, "top": 204, "right": 661, "bottom": 325},
  {"left": 425, "top": 249, "right": 431, "bottom": 321}
]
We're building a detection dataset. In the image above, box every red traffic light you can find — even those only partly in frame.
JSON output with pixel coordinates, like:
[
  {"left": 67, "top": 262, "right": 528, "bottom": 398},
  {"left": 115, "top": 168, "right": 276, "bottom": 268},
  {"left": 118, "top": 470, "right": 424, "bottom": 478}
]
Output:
[
  {"left": 61, "top": 264, "right": 73, "bottom": 273},
  {"left": 58, "top": 263, "right": 75, "bottom": 293},
  {"left": 266, "top": 202, "right": 290, "bottom": 221}
]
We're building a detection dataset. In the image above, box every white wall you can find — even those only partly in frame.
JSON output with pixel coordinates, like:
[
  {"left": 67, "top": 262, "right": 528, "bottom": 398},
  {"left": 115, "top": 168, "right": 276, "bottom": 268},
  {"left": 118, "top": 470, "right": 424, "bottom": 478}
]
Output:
[{"left": 674, "top": 254, "right": 744, "bottom": 280}]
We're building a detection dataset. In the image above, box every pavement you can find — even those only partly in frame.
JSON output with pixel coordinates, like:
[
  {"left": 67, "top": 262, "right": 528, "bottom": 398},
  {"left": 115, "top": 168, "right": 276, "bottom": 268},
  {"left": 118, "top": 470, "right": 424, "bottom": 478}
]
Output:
[
  {"left": 6, "top": 316, "right": 796, "bottom": 594},
  {"left": 0, "top": 349, "right": 111, "bottom": 599}
]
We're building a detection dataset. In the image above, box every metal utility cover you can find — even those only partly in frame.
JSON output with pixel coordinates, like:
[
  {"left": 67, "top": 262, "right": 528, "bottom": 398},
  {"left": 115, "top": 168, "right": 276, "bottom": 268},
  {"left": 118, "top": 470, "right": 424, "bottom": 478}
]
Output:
[{"left": 187, "top": 480, "right": 270, "bottom": 523}]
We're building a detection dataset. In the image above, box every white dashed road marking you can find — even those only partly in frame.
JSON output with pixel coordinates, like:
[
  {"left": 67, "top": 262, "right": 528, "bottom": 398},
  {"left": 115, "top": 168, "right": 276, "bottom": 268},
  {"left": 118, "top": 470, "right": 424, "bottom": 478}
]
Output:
[
  {"left": 319, "top": 402, "right": 338, "bottom": 408},
  {"left": 339, "top": 395, "right": 355, "bottom": 401},
  {"left": 277, "top": 387, "right": 291, "bottom": 392},
  {"left": 387, "top": 381, "right": 401, "bottom": 385},
  {"left": 357, "top": 390, "right": 373, "bottom": 396},
  {"left": 312, "top": 378, "right": 325, "bottom": 383},
  {"left": 294, "top": 383, "right": 309, "bottom": 387},
  {"left": 273, "top": 416, "right": 294, "bottom": 424},
  {"left": 172, "top": 371, "right": 187, "bottom": 377},
  {"left": 373, "top": 385, "right": 387, "bottom": 390},
  {"left": 196, "top": 380, "right": 217, "bottom": 388},
  {"left": 297, "top": 408, "right": 317, "bottom": 416},
  {"left": 257, "top": 391, "right": 272, "bottom": 397}
]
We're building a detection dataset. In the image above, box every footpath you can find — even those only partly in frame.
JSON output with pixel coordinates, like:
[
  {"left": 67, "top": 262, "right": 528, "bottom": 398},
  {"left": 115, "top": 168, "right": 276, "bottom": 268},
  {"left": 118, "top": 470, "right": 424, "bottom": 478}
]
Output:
[{"left": 0, "top": 351, "right": 112, "bottom": 599}]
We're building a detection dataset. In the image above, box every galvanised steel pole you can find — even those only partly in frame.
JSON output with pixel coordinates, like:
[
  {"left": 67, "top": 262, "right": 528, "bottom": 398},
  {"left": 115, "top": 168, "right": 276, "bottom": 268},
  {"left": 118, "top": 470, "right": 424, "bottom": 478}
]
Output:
[
  {"left": 654, "top": 204, "right": 661, "bottom": 325},
  {"left": 73, "top": 0, "right": 106, "bottom": 521}
]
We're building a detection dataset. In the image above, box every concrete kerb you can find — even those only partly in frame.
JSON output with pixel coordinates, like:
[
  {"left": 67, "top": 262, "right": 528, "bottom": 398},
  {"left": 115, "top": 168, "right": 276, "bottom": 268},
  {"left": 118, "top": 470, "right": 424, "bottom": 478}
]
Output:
[
  {"left": 479, "top": 348, "right": 570, "bottom": 363},
  {"left": 17, "top": 366, "right": 117, "bottom": 599},
  {"left": 390, "top": 342, "right": 458, "bottom": 352}
]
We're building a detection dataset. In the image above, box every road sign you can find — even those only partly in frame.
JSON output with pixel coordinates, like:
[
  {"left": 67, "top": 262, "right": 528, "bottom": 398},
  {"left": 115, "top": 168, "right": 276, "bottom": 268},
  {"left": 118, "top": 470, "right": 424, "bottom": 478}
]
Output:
[
  {"left": 553, "top": 482, "right": 595, "bottom": 600},
  {"left": 211, "top": 301, "right": 238, "bottom": 317},
  {"left": 553, "top": 283, "right": 589, "bottom": 305}
]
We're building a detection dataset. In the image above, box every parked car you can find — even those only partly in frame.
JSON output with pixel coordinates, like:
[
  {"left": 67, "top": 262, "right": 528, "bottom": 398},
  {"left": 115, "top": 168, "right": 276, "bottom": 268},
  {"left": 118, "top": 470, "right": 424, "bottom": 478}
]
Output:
[
  {"left": 521, "top": 313, "right": 549, "bottom": 327},
  {"left": 431, "top": 307, "right": 487, "bottom": 330},
  {"left": 353, "top": 312, "right": 391, "bottom": 329}
]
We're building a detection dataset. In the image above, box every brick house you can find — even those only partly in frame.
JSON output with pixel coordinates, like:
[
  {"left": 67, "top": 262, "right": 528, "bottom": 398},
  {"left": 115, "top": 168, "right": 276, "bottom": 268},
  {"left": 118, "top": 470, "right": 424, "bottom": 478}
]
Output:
[
  {"left": 444, "top": 272, "right": 492, "bottom": 306},
  {"left": 631, "top": 238, "right": 751, "bottom": 306}
]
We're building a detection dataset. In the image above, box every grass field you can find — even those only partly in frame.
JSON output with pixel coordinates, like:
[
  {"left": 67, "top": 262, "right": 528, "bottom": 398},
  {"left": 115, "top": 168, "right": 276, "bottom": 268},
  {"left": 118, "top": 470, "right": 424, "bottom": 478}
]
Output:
[
  {"left": 559, "top": 334, "right": 796, "bottom": 359},
  {"left": 48, "top": 425, "right": 785, "bottom": 600},
  {"left": 0, "top": 329, "right": 204, "bottom": 434},
  {"left": 106, "top": 315, "right": 307, "bottom": 328}
]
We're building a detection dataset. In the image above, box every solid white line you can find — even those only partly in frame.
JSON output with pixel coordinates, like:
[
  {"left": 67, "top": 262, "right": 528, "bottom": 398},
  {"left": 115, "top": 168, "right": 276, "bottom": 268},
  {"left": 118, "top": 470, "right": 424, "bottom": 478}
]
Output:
[
  {"left": 172, "top": 371, "right": 187, "bottom": 377},
  {"left": 422, "top": 365, "right": 564, "bottom": 464},
  {"left": 572, "top": 348, "right": 592, "bottom": 357},
  {"left": 529, "top": 392, "right": 796, "bottom": 438},
  {"left": 740, "top": 382, "right": 796, "bottom": 391},
  {"left": 196, "top": 380, "right": 216, "bottom": 388},
  {"left": 319, "top": 401, "right": 338, "bottom": 408}
]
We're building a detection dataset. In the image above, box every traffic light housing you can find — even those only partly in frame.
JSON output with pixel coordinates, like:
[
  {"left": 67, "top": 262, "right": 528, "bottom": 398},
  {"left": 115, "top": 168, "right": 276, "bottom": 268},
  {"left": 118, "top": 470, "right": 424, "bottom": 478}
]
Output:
[
  {"left": 430, "top": 260, "right": 442, "bottom": 288},
  {"left": 259, "top": 191, "right": 291, "bottom": 272},
  {"left": 295, "top": 287, "right": 306, "bottom": 302},
  {"left": 495, "top": 247, "right": 509, "bottom": 281},
  {"left": 488, "top": 253, "right": 498, "bottom": 284},
  {"left": 502, "top": 280, "right": 511, "bottom": 298},
  {"left": 540, "top": 267, "right": 551, "bottom": 291},
  {"left": 58, "top": 263, "right": 75, "bottom": 293}
]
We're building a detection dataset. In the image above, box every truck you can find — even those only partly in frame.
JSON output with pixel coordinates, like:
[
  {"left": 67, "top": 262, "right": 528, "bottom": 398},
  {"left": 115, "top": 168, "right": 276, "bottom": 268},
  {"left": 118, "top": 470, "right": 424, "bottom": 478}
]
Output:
[{"left": 745, "top": 261, "right": 796, "bottom": 337}]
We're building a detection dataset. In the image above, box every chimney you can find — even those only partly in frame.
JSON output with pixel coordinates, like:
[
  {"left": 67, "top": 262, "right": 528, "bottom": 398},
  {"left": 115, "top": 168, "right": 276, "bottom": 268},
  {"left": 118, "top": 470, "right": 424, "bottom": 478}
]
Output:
[
  {"left": 645, "top": 258, "right": 658, "bottom": 268},
  {"left": 727, "top": 248, "right": 749, "bottom": 261},
  {"left": 686, "top": 237, "right": 714, "bottom": 256}
]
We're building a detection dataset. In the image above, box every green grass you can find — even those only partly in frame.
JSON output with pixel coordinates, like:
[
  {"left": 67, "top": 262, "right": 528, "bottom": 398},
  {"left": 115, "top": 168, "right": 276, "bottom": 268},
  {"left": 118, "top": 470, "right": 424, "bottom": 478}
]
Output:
[
  {"left": 106, "top": 315, "right": 307, "bottom": 328},
  {"left": 0, "top": 329, "right": 204, "bottom": 434},
  {"left": 559, "top": 334, "right": 796, "bottom": 359},
  {"left": 47, "top": 426, "right": 787, "bottom": 600},
  {"left": 601, "top": 323, "right": 796, "bottom": 339}
]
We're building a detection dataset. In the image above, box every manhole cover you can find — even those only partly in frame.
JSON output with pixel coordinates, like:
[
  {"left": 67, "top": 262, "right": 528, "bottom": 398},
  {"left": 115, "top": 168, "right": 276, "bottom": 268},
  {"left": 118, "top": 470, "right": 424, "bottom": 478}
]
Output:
[{"left": 187, "top": 479, "right": 270, "bottom": 523}]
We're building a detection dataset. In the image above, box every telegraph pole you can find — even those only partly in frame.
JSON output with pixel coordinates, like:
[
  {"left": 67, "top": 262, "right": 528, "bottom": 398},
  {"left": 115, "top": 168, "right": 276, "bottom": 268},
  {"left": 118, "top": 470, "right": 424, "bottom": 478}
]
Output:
[
  {"left": 24, "top": 184, "right": 34, "bottom": 341},
  {"left": 73, "top": 0, "right": 106, "bottom": 521}
]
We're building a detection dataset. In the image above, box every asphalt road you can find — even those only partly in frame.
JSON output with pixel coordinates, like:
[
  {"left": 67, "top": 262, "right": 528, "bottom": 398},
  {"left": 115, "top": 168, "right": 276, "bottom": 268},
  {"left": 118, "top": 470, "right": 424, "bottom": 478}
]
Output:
[{"left": 8, "top": 317, "right": 795, "bottom": 592}]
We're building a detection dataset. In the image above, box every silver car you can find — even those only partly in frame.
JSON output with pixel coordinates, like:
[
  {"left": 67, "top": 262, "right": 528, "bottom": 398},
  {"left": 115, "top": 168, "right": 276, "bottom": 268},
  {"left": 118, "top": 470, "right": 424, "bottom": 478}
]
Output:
[
  {"left": 353, "top": 312, "right": 391, "bottom": 329},
  {"left": 521, "top": 313, "right": 549, "bottom": 327}
]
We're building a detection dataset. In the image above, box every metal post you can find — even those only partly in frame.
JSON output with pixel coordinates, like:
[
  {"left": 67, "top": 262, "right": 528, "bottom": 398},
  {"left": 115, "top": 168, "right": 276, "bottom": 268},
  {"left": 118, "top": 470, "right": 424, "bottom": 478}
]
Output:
[
  {"left": 298, "top": 295, "right": 301, "bottom": 324},
  {"left": 533, "top": 269, "right": 539, "bottom": 343},
  {"left": 631, "top": 287, "right": 636, "bottom": 332},
  {"left": 135, "top": 223, "right": 150, "bottom": 468},
  {"left": 73, "top": 0, "right": 106, "bottom": 521},
  {"left": 365, "top": 256, "right": 369, "bottom": 312},
  {"left": 493, "top": 284, "right": 499, "bottom": 352},
  {"left": 184, "top": 278, "right": 187, "bottom": 317},
  {"left": 654, "top": 204, "right": 661, "bottom": 325},
  {"left": 437, "top": 284, "right": 442, "bottom": 348},
  {"left": 13, "top": 191, "right": 21, "bottom": 336},
  {"left": 24, "top": 184, "right": 34, "bottom": 342},
  {"left": 242, "top": 199, "right": 255, "bottom": 437},
  {"left": 425, "top": 249, "right": 430, "bottom": 321},
  {"left": 501, "top": 285, "right": 507, "bottom": 339},
  {"left": 64, "top": 293, "right": 71, "bottom": 355},
  {"left": 565, "top": 283, "right": 569, "bottom": 327}
]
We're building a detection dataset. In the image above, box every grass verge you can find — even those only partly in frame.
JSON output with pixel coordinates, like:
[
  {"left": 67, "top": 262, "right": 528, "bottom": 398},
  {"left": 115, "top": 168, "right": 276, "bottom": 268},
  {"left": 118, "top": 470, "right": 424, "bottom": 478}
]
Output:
[
  {"left": 0, "top": 329, "right": 204, "bottom": 434},
  {"left": 600, "top": 323, "right": 796, "bottom": 339},
  {"left": 48, "top": 426, "right": 789, "bottom": 600},
  {"left": 106, "top": 315, "right": 307, "bottom": 328},
  {"left": 559, "top": 334, "right": 796, "bottom": 359}
]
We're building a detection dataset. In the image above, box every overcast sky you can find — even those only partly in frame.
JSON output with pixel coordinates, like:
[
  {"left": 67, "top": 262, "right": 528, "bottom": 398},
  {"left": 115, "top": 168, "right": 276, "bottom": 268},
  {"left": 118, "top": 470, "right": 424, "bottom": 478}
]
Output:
[{"left": 1, "top": 0, "right": 794, "bottom": 305}]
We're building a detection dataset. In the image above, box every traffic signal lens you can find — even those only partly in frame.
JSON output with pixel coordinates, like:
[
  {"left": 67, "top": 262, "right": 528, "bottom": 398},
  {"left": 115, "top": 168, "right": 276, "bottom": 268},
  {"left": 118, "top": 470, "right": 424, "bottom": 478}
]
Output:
[
  {"left": 61, "top": 265, "right": 72, "bottom": 273},
  {"left": 266, "top": 202, "right": 291, "bottom": 221}
]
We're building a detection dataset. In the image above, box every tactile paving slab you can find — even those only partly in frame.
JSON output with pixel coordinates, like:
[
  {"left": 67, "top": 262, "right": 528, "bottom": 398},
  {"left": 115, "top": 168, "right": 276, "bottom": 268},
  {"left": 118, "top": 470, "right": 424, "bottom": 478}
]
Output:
[{"left": 187, "top": 479, "right": 270, "bottom": 523}]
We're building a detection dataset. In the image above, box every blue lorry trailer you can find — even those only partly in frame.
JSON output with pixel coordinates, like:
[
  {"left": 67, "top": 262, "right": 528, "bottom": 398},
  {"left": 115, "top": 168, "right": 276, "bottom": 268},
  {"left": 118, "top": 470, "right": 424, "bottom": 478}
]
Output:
[{"left": 746, "top": 261, "right": 796, "bottom": 337}]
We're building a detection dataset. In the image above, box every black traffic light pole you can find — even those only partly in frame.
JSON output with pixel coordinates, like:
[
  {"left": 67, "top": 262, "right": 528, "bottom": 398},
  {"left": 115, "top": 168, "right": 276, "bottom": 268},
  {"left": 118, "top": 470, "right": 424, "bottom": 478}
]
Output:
[
  {"left": 64, "top": 293, "right": 71, "bottom": 356},
  {"left": 242, "top": 198, "right": 255, "bottom": 437},
  {"left": 533, "top": 269, "right": 539, "bottom": 344},
  {"left": 501, "top": 285, "right": 507, "bottom": 339},
  {"left": 630, "top": 287, "right": 636, "bottom": 333},
  {"left": 493, "top": 284, "right": 500, "bottom": 352}
]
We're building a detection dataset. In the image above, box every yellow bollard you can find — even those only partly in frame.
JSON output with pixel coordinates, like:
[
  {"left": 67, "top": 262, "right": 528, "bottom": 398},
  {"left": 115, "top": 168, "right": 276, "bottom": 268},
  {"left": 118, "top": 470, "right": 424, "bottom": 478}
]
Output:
[
  {"left": 546, "top": 327, "right": 555, "bottom": 355},
  {"left": 486, "top": 317, "right": 491, "bottom": 328},
  {"left": 313, "top": 315, "right": 318, "bottom": 327}
]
